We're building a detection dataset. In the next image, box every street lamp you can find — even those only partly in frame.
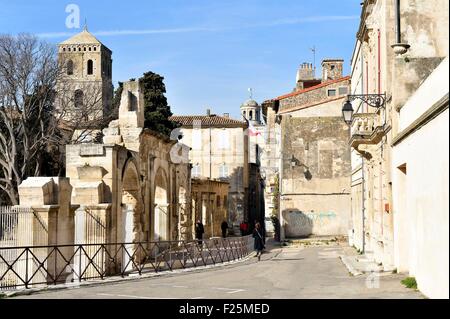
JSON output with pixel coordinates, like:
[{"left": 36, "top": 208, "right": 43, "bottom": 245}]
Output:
[{"left": 342, "top": 100, "right": 354, "bottom": 125}]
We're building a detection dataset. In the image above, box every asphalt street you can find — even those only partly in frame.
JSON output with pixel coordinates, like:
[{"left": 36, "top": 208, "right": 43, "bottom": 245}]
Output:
[{"left": 13, "top": 241, "right": 424, "bottom": 299}]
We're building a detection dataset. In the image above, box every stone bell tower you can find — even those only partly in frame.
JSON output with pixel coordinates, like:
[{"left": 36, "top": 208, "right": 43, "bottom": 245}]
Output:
[{"left": 57, "top": 25, "right": 113, "bottom": 122}]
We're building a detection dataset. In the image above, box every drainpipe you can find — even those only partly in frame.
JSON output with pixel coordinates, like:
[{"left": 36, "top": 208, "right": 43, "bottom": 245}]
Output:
[
  {"left": 361, "top": 154, "right": 366, "bottom": 254},
  {"left": 395, "top": 0, "right": 401, "bottom": 44},
  {"left": 378, "top": 29, "right": 381, "bottom": 95}
]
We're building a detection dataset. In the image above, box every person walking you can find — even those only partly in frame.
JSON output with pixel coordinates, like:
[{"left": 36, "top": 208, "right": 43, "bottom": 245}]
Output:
[
  {"left": 240, "top": 220, "right": 249, "bottom": 236},
  {"left": 221, "top": 220, "right": 228, "bottom": 238},
  {"left": 195, "top": 219, "right": 204, "bottom": 245},
  {"left": 253, "top": 222, "right": 265, "bottom": 261}
]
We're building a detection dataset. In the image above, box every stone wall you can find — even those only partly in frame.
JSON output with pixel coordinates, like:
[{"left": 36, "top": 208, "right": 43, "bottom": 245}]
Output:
[
  {"left": 279, "top": 78, "right": 350, "bottom": 112},
  {"left": 280, "top": 116, "right": 351, "bottom": 237}
]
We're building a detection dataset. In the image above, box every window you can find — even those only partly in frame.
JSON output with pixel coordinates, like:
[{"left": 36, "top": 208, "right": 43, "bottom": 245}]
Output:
[
  {"left": 67, "top": 60, "right": 74, "bottom": 75},
  {"left": 249, "top": 110, "right": 253, "bottom": 120},
  {"left": 87, "top": 60, "right": 94, "bottom": 75},
  {"left": 219, "top": 164, "right": 228, "bottom": 178},
  {"left": 327, "top": 89, "right": 337, "bottom": 97},
  {"left": 338, "top": 87, "right": 348, "bottom": 95},
  {"left": 74, "top": 90, "right": 84, "bottom": 108},
  {"left": 216, "top": 195, "right": 221, "bottom": 207},
  {"left": 218, "top": 129, "right": 230, "bottom": 149},
  {"left": 192, "top": 129, "right": 202, "bottom": 150},
  {"left": 192, "top": 164, "right": 201, "bottom": 178}
]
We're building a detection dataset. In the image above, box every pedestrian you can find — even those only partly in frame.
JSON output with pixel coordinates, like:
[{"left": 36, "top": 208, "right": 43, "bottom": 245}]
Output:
[
  {"left": 195, "top": 219, "right": 204, "bottom": 245},
  {"left": 253, "top": 222, "right": 265, "bottom": 261},
  {"left": 221, "top": 220, "right": 228, "bottom": 238},
  {"left": 240, "top": 220, "right": 249, "bottom": 236}
]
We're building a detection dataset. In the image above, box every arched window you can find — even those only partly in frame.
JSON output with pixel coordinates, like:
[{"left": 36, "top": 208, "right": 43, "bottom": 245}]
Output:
[
  {"left": 67, "top": 60, "right": 74, "bottom": 75},
  {"left": 74, "top": 90, "right": 84, "bottom": 108},
  {"left": 249, "top": 110, "right": 253, "bottom": 120},
  {"left": 87, "top": 60, "right": 94, "bottom": 75}
]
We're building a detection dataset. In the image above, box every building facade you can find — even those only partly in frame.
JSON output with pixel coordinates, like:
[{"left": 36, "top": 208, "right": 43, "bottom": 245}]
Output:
[
  {"left": 348, "top": 0, "right": 449, "bottom": 298},
  {"left": 170, "top": 113, "right": 250, "bottom": 231},
  {"left": 263, "top": 59, "right": 352, "bottom": 239}
]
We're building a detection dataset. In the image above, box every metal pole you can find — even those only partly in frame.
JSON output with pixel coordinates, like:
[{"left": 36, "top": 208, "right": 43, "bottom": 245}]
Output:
[{"left": 395, "top": 0, "right": 401, "bottom": 44}]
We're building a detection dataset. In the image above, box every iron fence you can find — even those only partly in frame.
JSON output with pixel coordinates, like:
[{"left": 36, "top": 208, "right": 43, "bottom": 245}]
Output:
[{"left": 0, "top": 235, "right": 253, "bottom": 291}]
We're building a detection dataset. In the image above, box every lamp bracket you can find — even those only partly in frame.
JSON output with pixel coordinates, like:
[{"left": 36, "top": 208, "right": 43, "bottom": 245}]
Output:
[{"left": 347, "top": 93, "right": 386, "bottom": 108}]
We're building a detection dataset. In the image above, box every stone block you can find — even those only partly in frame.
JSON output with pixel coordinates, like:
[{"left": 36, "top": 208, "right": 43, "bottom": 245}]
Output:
[
  {"left": 103, "top": 135, "right": 123, "bottom": 145},
  {"left": 72, "top": 181, "right": 104, "bottom": 205},
  {"left": 18, "top": 177, "right": 55, "bottom": 206},
  {"left": 79, "top": 144, "right": 105, "bottom": 156},
  {"left": 76, "top": 165, "right": 107, "bottom": 180}
]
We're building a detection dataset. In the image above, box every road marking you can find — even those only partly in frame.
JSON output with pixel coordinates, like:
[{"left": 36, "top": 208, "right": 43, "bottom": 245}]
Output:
[
  {"left": 213, "top": 287, "right": 245, "bottom": 294},
  {"left": 173, "top": 285, "right": 188, "bottom": 288},
  {"left": 97, "top": 293, "right": 176, "bottom": 299}
]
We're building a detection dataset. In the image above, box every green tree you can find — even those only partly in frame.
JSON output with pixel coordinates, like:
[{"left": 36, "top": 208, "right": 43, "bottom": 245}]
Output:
[{"left": 139, "top": 71, "right": 179, "bottom": 136}]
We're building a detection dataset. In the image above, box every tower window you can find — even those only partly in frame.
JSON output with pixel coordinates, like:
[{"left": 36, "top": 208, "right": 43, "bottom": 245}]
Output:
[
  {"left": 249, "top": 110, "right": 253, "bottom": 120},
  {"left": 87, "top": 60, "right": 94, "bottom": 75},
  {"left": 78, "top": 47, "right": 81, "bottom": 51},
  {"left": 84, "top": 47, "right": 86, "bottom": 51},
  {"left": 67, "top": 60, "right": 74, "bottom": 75},
  {"left": 74, "top": 90, "right": 84, "bottom": 108},
  {"left": 63, "top": 48, "right": 66, "bottom": 52},
  {"left": 94, "top": 47, "right": 97, "bottom": 51}
]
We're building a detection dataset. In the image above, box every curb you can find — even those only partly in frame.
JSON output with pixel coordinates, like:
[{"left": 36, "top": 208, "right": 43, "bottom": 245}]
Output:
[
  {"left": 339, "top": 255, "right": 363, "bottom": 276},
  {"left": 1, "top": 251, "right": 257, "bottom": 299}
]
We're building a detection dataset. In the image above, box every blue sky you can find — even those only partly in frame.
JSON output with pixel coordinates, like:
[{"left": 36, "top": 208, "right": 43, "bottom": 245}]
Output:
[{"left": 0, "top": 0, "right": 361, "bottom": 118}]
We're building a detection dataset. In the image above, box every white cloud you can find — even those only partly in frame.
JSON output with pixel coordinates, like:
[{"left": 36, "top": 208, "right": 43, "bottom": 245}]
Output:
[{"left": 37, "top": 15, "right": 358, "bottom": 39}]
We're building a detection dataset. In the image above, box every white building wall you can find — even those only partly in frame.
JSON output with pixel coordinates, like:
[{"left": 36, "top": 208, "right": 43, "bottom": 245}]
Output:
[{"left": 393, "top": 57, "right": 449, "bottom": 299}]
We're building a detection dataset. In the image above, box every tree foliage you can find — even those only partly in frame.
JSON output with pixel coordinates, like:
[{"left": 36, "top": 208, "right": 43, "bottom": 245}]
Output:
[{"left": 139, "top": 71, "right": 179, "bottom": 137}]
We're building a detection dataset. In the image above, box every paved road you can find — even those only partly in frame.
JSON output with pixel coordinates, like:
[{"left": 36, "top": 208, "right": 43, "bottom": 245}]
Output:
[{"left": 13, "top": 242, "right": 423, "bottom": 299}]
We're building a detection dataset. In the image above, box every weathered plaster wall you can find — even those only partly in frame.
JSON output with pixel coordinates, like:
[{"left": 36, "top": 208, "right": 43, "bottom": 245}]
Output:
[{"left": 280, "top": 116, "right": 351, "bottom": 237}]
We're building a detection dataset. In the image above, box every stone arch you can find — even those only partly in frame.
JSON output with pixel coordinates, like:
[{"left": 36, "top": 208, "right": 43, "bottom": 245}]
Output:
[
  {"left": 121, "top": 158, "right": 144, "bottom": 244},
  {"left": 154, "top": 167, "right": 169, "bottom": 241}
]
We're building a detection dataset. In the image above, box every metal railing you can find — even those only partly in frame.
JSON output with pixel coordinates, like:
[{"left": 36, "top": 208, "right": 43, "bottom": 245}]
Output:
[{"left": 0, "top": 236, "right": 253, "bottom": 291}]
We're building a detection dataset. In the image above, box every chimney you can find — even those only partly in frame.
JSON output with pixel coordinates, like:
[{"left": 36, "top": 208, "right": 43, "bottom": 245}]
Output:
[
  {"left": 321, "top": 59, "right": 344, "bottom": 82},
  {"left": 296, "top": 62, "right": 315, "bottom": 90}
]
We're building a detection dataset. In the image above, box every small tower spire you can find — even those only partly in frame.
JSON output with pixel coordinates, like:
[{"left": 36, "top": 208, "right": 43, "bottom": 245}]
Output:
[
  {"left": 83, "top": 18, "right": 88, "bottom": 31},
  {"left": 248, "top": 88, "right": 253, "bottom": 100}
]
